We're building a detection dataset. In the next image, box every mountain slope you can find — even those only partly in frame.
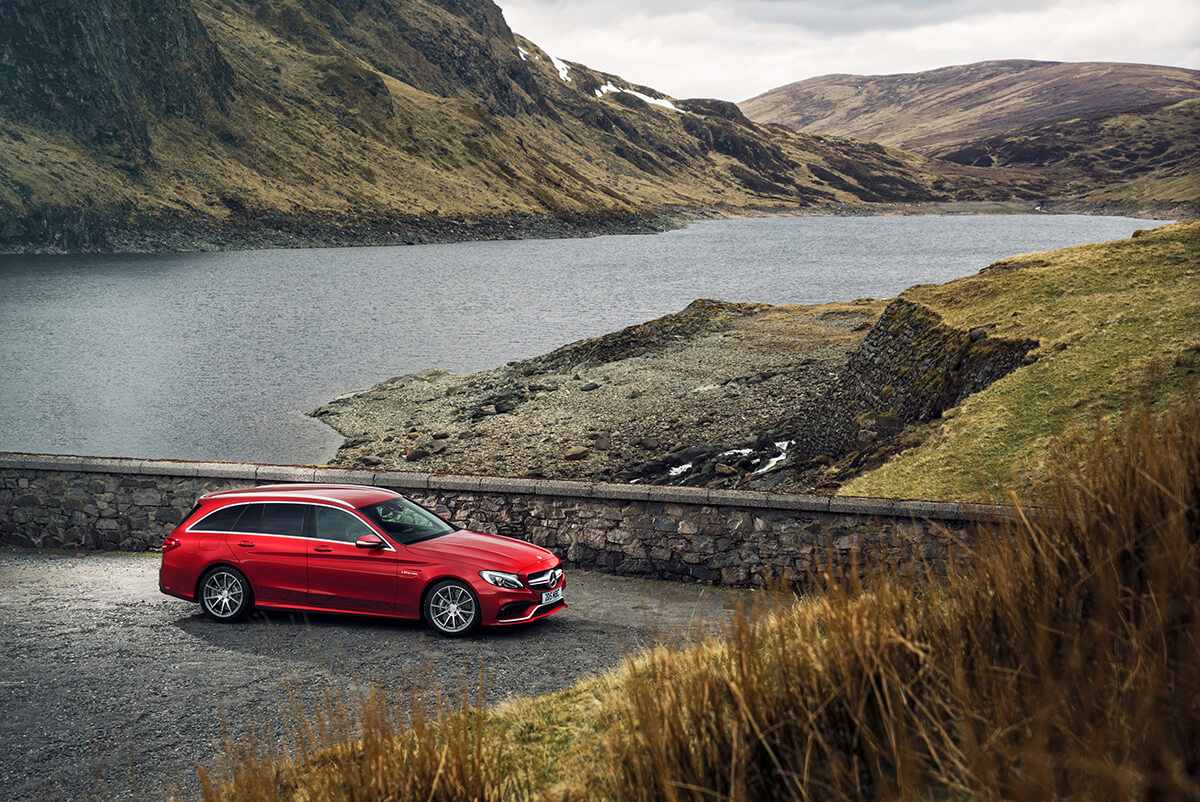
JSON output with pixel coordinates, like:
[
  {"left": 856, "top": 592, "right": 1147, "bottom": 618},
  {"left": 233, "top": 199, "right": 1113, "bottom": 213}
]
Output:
[
  {"left": 0, "top": 0, "right": 1065, "bottom": 253},
  {"left": 741, "top": 60, "right": 1200, "bottom": 152},
  {"left": 740, "top": 60, "right": 1200, "bottom": 207}
]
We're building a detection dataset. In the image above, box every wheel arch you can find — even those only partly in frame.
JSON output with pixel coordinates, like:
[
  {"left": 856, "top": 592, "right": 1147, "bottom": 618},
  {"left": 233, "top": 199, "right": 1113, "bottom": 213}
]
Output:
[
  {"left": 194, "top": 561, "right": 253, "bottom": 603},
  {"left": 418, "top": 573, "right": 478, "bottom": 622}
]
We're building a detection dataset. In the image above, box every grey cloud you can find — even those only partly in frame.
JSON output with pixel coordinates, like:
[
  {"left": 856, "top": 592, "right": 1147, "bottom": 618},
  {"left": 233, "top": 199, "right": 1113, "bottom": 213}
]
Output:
[
  {"left": 740, "top": 0, "right": 1048, "bottom": 34},
  {"left": 503, "top": 0, "right": 1049, "bottom": 36}
]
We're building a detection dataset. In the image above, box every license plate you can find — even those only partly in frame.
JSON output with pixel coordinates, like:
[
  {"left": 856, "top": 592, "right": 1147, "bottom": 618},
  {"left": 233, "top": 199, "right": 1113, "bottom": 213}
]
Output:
[{"left": 541, "top": 587, "right": 563, "bottom": 604}]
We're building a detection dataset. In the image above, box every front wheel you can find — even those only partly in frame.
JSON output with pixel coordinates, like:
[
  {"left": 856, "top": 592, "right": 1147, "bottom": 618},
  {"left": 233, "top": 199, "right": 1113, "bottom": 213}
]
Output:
[
  {"left": 199, "top": 566, "right": 252, "bottom": 622},
  {"left": 424, "top": 580, "right": 480, "bottom": 636}
]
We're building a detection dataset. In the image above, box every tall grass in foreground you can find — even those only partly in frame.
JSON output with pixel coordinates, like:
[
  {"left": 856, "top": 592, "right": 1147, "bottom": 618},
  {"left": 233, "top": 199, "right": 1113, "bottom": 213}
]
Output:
[
  {"left": 605, "top": 394, "right": 1199, "bottom": 801},
  {"left": 195, "top": 394, "right": 1199, "bottom": 801},
  {"left": 191, "top": 662, "right": 518, "bottom": 801}
]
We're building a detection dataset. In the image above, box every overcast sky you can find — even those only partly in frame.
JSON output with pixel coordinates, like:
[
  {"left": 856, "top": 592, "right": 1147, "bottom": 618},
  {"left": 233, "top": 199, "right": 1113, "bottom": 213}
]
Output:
[{"left": 497, "top": 0, "right": 1200, "bottom": 101}]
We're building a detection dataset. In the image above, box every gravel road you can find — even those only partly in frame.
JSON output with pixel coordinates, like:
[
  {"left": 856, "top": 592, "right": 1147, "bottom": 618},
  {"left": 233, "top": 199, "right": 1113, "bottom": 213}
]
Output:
[{"left": 0, "top": 550, "right": 747, "bottom": 801}]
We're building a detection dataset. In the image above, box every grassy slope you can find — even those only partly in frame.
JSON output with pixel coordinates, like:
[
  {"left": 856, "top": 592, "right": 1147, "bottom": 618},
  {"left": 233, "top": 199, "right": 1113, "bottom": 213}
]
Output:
[
  {"left": 198, "top": 395, "right": 1200, "bottom": 800},
  {"left": 840, "top": 221, "right": 1200, "bottom": 502}
]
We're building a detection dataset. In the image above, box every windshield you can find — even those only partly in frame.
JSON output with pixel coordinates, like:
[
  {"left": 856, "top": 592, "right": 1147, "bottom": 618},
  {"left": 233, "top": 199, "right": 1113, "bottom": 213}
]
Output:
[{"left": 357, "top": 497, "right": 456, "bottom": 545}]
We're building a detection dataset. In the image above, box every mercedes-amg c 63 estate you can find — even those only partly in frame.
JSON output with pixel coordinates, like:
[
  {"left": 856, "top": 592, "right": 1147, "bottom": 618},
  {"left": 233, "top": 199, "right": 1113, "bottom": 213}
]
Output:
[{"left": 159, "top": 484, "right": 565, "bottom": 636}]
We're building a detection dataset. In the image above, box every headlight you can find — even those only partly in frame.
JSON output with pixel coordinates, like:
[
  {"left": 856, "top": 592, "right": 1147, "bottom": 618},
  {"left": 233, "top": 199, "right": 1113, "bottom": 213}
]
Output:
[{"left": 478, "top": 570, "right": 523, "bottom": 590}]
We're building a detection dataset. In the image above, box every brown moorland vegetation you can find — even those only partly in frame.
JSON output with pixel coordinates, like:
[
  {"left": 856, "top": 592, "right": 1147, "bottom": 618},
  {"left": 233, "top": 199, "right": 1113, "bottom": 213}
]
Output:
[{"left": 191, "top": 390, "right": 1199, "bottom": 800}]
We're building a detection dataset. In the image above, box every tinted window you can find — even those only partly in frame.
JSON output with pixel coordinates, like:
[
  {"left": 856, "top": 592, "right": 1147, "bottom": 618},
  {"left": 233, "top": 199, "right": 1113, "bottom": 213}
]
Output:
[
  {"left": 191, "top": 504, "right": 244, "bottom": 532},
  {"left": 358, "top": 496, "right": 455, "bottom": 545},
  {"left": 231, "top": 504, "right": 263, "bottom": 533},
  {"left": 260, "top": 503, "right": 307, "bottom": 536},
  {"left": 313, "top": 507, "right": 376, "bottom": 543}
]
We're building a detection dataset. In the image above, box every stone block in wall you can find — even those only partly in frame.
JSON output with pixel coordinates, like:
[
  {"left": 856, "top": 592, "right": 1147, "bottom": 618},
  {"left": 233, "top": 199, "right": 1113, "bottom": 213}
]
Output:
[
  {"left": 429, "top": 474, "right": 482, "bottom": 492},
  {"left": 255, "top": 465, "right": 318, "bottom": 483},
  {"left": 371, "top": 470, "right": 430, "bottom": 491},
  {"left": 141, "top": 460, "right": 205, "bottom": 478}
]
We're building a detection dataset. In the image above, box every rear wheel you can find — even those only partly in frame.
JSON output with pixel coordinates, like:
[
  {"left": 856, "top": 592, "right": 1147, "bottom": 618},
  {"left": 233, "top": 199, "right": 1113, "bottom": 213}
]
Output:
[
  {"left": 199, "top": 567, "right": 252, "bottom": 622},
  {"left": 424, "top": 580, "right": 479, "bottom": 636}
]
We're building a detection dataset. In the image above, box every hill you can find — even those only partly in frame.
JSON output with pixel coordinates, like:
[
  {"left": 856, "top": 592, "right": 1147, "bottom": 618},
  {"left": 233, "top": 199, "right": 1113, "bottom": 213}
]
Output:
[
  {"left": 741, "top": 60, "right": 1200, "bottom": 208},
  {"left": 0, "top": 0, "right": 1067, "bottom": 253}
]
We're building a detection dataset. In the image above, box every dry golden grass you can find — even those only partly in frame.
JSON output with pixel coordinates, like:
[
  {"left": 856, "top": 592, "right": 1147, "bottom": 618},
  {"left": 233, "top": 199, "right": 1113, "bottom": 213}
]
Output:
[
  {"left": 602, "top": 392, "right": 1199, "bottom": 800},
  {"left": 191, "top": 391, "right": 1200, "bottom": 801}
]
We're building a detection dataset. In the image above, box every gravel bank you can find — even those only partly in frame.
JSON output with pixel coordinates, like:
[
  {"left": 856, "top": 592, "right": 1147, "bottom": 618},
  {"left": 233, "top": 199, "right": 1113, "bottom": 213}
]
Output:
[
  {"left": 0, "top": 550, "right": 747, "bottom": 800},
  {"left": 316, "top": 298, "right": 885, "bottom": 482}
]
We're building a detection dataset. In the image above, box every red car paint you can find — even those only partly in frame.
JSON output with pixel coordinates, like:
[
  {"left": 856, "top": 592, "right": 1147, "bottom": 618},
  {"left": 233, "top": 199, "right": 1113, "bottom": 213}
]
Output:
[{"left": 159, "top": 484, "right": 565, "bottom": 634}]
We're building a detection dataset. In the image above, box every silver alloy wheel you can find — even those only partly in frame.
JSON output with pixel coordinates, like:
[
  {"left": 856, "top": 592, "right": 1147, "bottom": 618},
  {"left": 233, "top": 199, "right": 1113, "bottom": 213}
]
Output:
[
  {"left": 428, "top": 582, "right": 477, "bottom": 634},
  {"left": 202, "top": 569, "right": 245, "bottom": 619}
]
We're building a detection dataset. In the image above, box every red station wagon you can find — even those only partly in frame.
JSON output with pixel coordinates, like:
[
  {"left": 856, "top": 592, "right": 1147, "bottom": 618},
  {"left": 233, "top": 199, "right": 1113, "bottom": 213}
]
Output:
[{"left": 159, "top": 484, "right": 565, "bottom": 635}]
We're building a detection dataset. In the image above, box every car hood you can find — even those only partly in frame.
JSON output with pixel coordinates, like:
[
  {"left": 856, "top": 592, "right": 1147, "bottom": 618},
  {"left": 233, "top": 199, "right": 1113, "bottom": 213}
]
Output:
[{"left": 405, "top": 529, "right": 556, "bottom": 572}]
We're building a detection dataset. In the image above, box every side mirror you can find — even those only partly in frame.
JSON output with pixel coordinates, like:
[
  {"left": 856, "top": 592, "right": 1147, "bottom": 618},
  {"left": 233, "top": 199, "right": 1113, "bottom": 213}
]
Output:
[{"left": 355, "top": 533, "right": 385, "bottom": 549}]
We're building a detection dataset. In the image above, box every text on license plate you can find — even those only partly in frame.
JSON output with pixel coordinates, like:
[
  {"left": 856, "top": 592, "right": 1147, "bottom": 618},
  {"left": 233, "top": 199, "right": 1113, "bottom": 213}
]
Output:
[{"left": 541, "top": 587, "right": 564, "bottom": 604}]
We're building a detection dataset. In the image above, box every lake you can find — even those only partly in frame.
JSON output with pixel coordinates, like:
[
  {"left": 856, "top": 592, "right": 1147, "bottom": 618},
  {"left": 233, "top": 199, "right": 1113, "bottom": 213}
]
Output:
[{"left": 0, "top": 213, "right": 1170, "bottom": 464}]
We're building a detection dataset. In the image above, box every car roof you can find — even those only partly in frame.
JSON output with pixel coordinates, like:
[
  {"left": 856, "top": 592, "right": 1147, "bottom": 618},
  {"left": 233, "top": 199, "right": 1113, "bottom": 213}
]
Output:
[{"left": 199, "top": 484, "right": 400, "bottom": 510}]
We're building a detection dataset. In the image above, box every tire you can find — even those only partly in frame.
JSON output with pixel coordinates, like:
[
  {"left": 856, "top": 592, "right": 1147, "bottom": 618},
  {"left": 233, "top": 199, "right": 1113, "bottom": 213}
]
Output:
[
  {"left": 199, "top": 566, "right": 252, "bottom": 622},
  {"left": 423, "top": 580, "right": 480, "bottom": 636}
]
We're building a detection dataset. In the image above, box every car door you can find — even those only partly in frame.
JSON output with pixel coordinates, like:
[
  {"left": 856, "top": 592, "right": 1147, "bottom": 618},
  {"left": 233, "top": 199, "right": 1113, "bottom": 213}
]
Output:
[
  {"left": 305, "top": 505, "right": 401, "bottom": 613},
  {"left": 228, "top": 502, "right": 309, "bottom": 605}
]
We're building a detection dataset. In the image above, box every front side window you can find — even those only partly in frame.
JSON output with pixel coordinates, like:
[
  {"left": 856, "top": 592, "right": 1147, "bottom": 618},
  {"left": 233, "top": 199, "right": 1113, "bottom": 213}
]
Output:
[
  {"left": 357, "top": 497, "right": 455, "bottom": 545},
  {"left": 313, "top": 506, "right": 377, "bottom": 544}
]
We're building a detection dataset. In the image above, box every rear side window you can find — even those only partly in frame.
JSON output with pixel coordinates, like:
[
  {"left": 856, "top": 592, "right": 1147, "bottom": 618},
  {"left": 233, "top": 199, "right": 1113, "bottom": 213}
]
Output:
[
  {"left": 232, "top": 504, "right": 264, "bottom": 533},
  {"left": 260, "top": 503, "right": 307, "bottom": 536},
  {"left": 191, "top": 504, "right": 245, "bottom": 532}
]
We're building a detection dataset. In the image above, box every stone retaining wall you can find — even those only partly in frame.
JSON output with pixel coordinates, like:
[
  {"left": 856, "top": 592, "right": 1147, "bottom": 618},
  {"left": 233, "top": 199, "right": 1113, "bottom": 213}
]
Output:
[{"left": 0, "top": 453, "right": 1011, "bottom": 587}]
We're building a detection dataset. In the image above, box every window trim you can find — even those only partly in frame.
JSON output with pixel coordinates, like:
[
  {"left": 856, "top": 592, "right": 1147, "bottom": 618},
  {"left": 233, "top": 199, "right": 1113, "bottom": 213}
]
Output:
[{"left": 186, "top": 500, "right": 397, "bottom": 551}]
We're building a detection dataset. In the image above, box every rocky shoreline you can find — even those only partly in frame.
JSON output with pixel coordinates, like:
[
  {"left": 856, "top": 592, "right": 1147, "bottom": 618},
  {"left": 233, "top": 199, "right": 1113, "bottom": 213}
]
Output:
[
  {"left": 315, "top": 292, "right": 1037, "bottom": 495},
  {"left": 0, "top": 205, "right": 690, "bottom": 255},
  {"left": 2, "top": 199, "right": 1187, "bottom": 255},
  {"left": 315, "top": 299, "right": 882, "bottom": 487}
]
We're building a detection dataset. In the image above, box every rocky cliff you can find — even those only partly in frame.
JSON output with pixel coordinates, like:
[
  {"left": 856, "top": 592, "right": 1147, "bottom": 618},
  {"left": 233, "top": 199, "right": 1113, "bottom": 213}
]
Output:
[
  {"left": 0, "top": 0, "right": 232, "bottom": 164},
  {"left": 618, "top": 299, "right": 1038, "bottom": 491}
]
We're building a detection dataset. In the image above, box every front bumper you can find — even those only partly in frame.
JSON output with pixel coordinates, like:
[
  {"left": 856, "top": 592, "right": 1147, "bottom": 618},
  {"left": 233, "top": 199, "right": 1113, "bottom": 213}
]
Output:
[{"left": 478, "top": 575, "right": 566, "bottom": 626}]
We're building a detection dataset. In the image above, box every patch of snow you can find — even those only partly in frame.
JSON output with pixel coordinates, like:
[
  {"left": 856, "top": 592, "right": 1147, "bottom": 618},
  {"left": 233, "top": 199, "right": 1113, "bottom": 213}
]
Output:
[
  {"left": 755, "top": 440, "right": 795, "bottom": 474},
  {"left": 594, "top": 80, "right": 681, "bottom": 112},
  {"left": 518, "top": 47, "right": 528, "bottom": 61},
  {"left": 668, "top": 462, "right": 693, "bottom": 477},
  {"left": 549, "top": 54, "right": 571, "bottom": 83},
  {"left": 720, "top": 448, "right": 753, "bottom": 458}
]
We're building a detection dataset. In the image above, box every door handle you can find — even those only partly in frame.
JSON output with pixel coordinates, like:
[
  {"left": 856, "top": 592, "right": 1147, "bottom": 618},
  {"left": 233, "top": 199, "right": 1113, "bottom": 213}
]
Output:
[
  {"left": 235, "top": 541, "right": 255, "bottom": 548},
  {"left": 313, "top": 545, "right": 334, "bottom": 553}
]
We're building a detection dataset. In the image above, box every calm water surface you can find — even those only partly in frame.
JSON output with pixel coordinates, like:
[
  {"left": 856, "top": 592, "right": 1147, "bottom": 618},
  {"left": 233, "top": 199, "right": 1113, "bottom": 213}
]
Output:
[{"left": 0, "top": 214, "right": 1169, "bottom": 463}]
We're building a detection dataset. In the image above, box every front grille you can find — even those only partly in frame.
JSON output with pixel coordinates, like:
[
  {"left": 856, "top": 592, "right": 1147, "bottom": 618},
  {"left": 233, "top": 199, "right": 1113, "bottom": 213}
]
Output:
[{"left": 527, "top": 566, "right": 563, "bottom": 589}]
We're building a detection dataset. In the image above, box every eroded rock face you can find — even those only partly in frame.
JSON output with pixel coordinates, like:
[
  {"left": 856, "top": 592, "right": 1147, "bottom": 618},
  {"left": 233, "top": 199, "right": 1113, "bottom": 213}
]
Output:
[
  {"left": 264, "top": 0, "right": 543, "bottom": 116},
  {"left": 0, "top": 0, "right": 232, "bottom": 163},
  {"left": 839, "top": 299, "right": 1037, "bottom": 428},
  {"left": 621, "top": 298, "right": 1038, "bottom": 491}
]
